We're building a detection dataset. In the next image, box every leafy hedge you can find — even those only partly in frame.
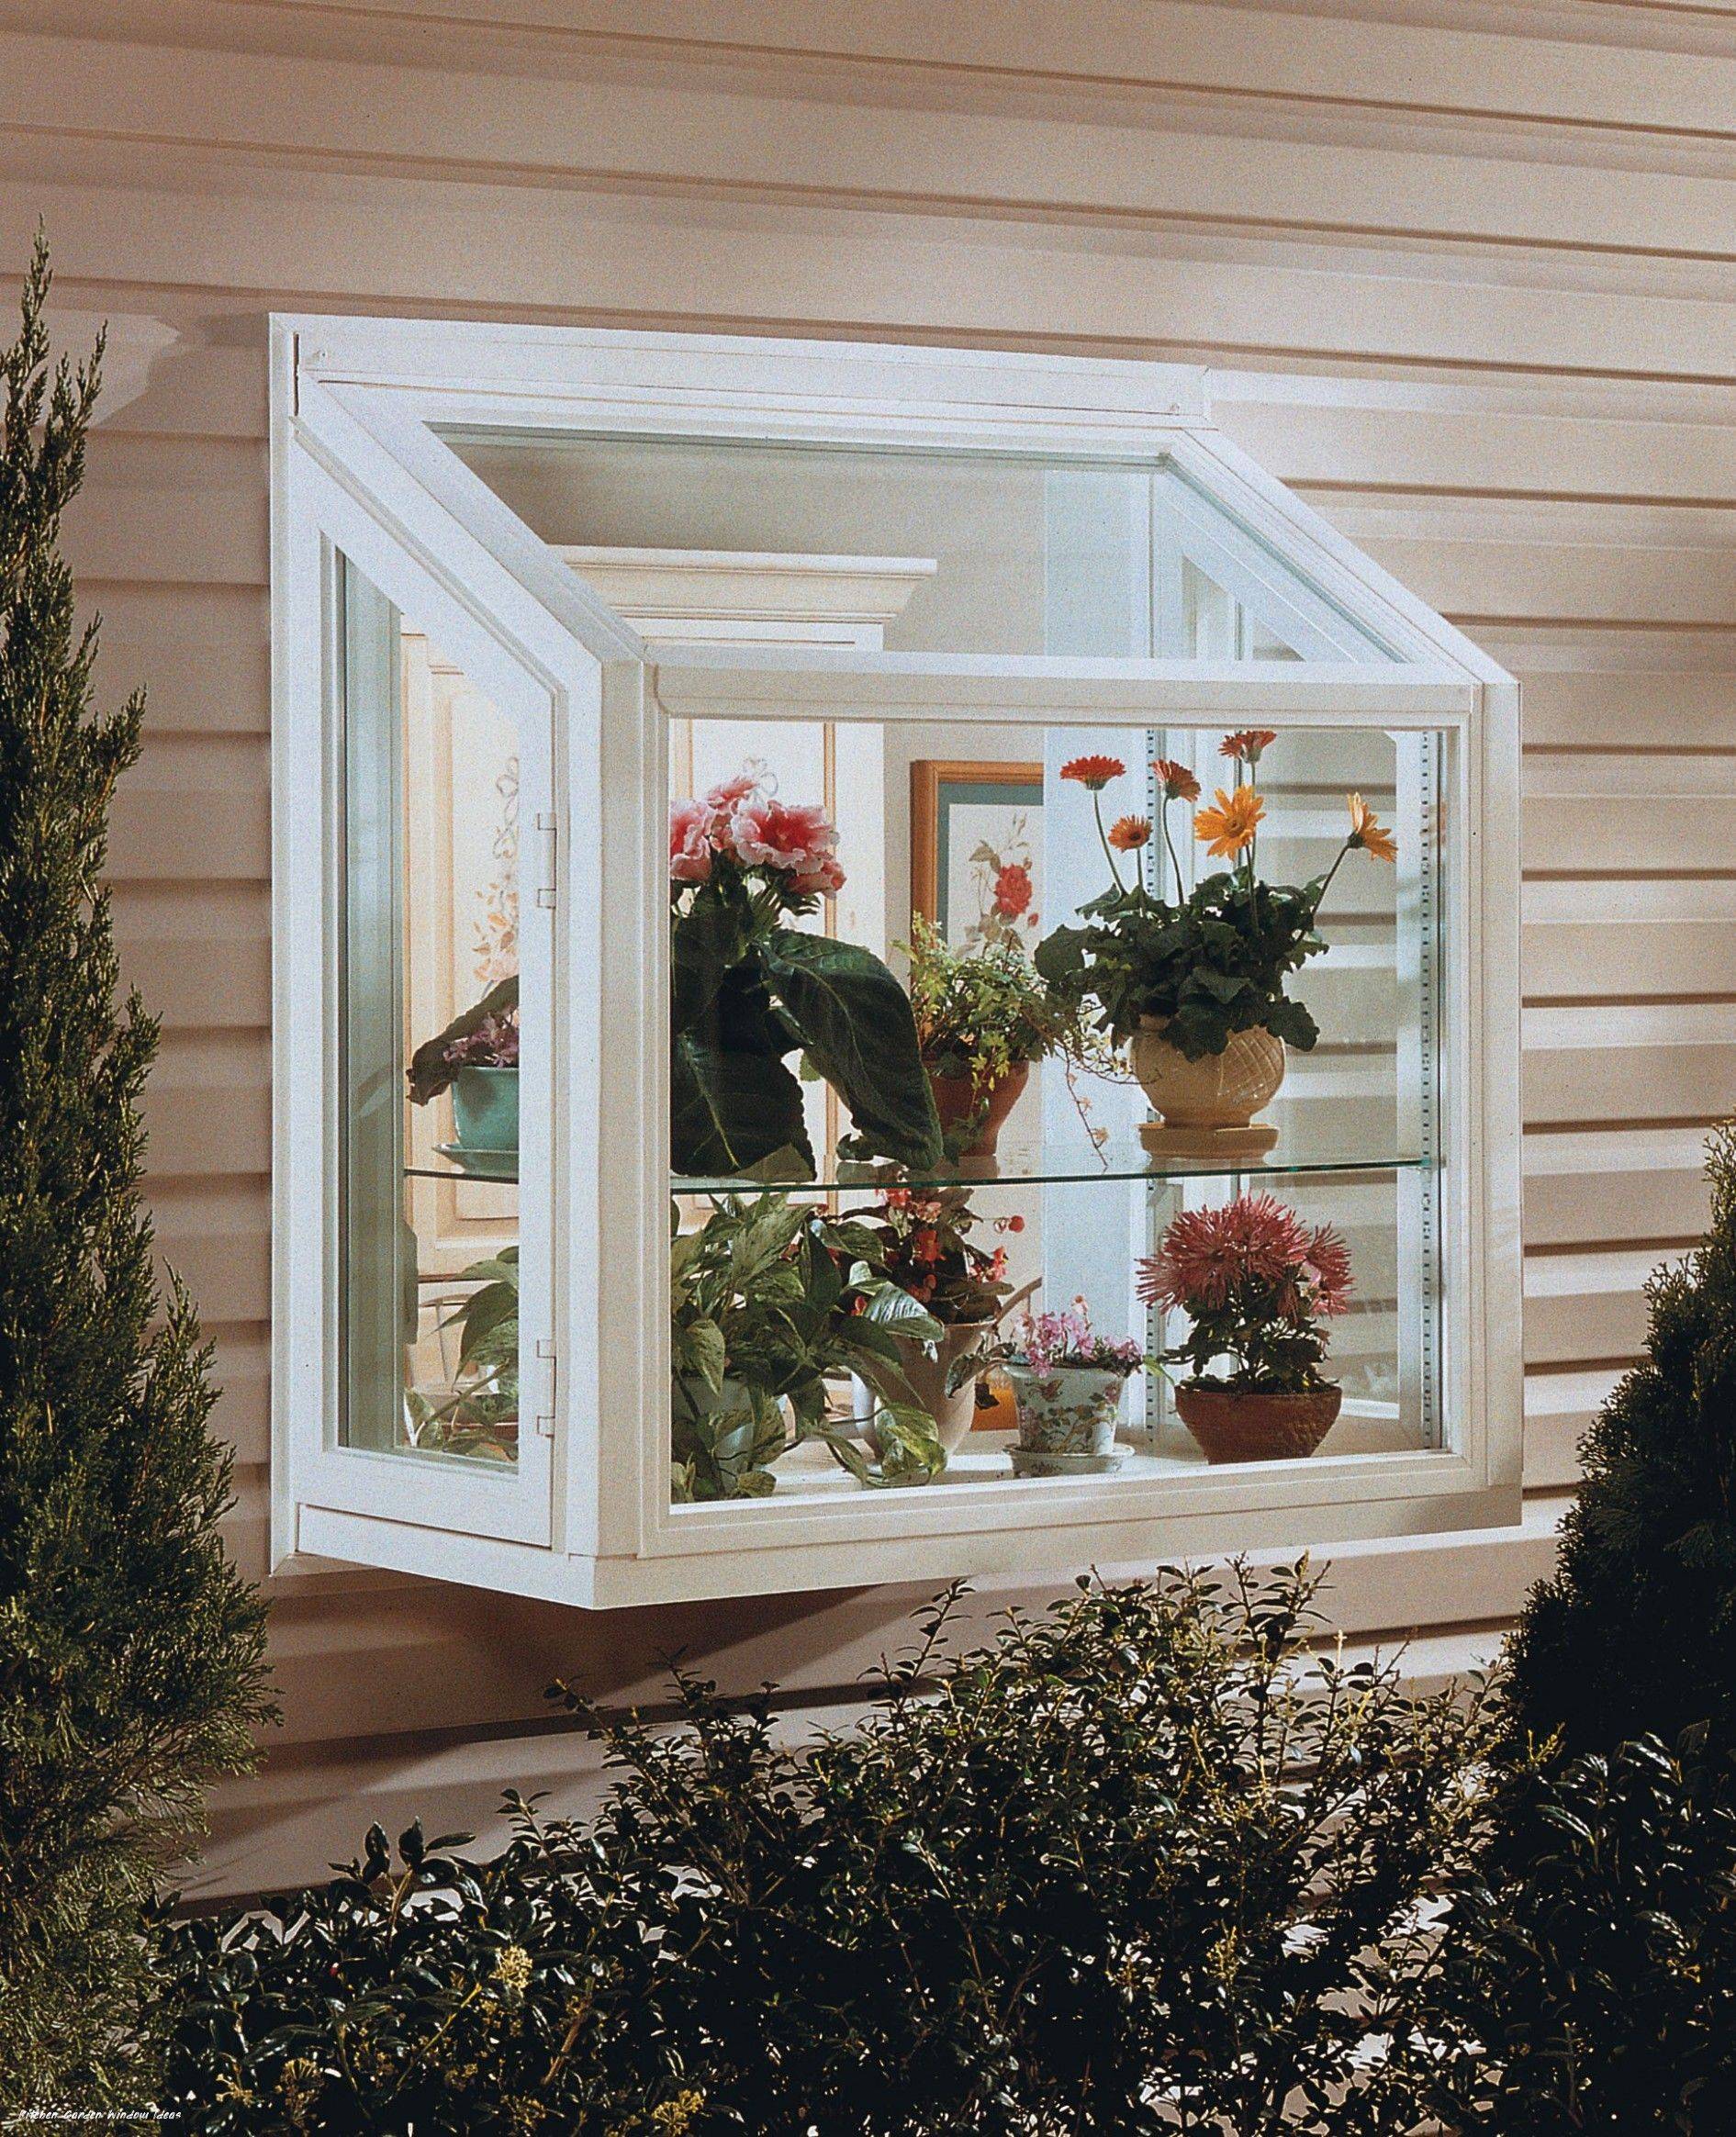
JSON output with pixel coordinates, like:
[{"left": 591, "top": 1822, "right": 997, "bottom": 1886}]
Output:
[
  {"left": 160, "top": 1569, "right": 1492, "bottom": 2135},
  {"left": 159, "top": 1574, "right": 1736, "bottom": 2134}
]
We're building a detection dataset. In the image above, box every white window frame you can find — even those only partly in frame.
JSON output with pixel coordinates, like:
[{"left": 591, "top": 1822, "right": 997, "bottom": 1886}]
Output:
[{"left": 270, "top": 318, "right": 1523, "bottom": 1607}]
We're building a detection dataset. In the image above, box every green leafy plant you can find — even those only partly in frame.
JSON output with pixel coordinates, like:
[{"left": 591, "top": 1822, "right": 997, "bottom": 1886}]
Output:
[
  {"left": 159, "top": 1568, "right": 1495, "bottom": 2136},
  {"left": 0, "top": 238, "right": 273, "bottom": 2112},
  {"left": 670, "top": 1193, "right": 947, "bottom": 1499},
  {"left": 403, "top": 1248, "right": 520, "bottom": 1460},
  {"left": 1138, "top": 1190, "right": 1353, "bottom": 1393},
  {"left": 155, "top": 1804, "right": 695, "bottom": 2135},
  {"left": 1036, "top": 739, "right": 1396, "bottom": 1061},
  {"left": 1506, "top": 1119, "right": 1736, "bottom": 1763},
  {"left": 903, "top": 912, "right": 1065, "bottom": 1085},
  {"left": 670, "top": 775, "right": 941, "bottom": 1179}
]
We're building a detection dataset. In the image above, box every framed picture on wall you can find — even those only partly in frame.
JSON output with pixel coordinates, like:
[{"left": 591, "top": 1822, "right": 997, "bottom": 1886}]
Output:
[{"left": 909, "top": 760, "right": 1045, "bottom": 950}]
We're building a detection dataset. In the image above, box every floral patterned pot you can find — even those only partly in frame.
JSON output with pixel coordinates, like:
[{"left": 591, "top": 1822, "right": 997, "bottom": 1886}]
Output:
[
  {"left": 1004, "top": 1361, "right": 1127, "bottom": 1477},
  {"left": 1130, "top": 1017, "right": 1282, "bottom": 1157},
  {"left": 857, "top": 1320, "right": 993, "bottom": 1463},
  {"left": 1174, "top": 1381, "right": 1342, "bottom": 1465},
  {"left": 452, "top": 1065, "right": 520, "bottom": 1154},
  {"left": 926, "top": 1059, "right": 1030, "bottom": 1159}
]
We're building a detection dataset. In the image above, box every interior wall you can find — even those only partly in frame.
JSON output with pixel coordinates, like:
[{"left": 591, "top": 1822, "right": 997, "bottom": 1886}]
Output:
[{"left": 4, "top": 0, "right": 1727, "bottom": 1895}]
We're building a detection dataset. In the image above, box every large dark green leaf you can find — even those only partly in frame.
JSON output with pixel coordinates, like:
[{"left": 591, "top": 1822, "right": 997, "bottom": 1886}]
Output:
[
  {"left": 672, "top": 1032, "right": 812, "bottom": 1179},
  {"left": 671, "top": 891, "right": 753, "bottom": 1035},
  {"left": 760, "top": 929, "right": 942, "bottom": 1169}
]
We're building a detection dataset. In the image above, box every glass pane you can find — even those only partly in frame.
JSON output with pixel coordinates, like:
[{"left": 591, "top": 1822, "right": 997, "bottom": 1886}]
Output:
[
  {"left": 448, "top": 433, "right": 1397, "bottom": 663},
  {"left": 665, "top": 716, "right": 1442, "bottom": 1507},
  {"left": 339, "top": 554, "right": 521, "bottom": 1468}
]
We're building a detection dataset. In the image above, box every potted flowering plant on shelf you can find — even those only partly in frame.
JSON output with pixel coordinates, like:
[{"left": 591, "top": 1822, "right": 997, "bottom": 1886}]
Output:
[
  {"left": 903, "top": 914, "right": 1066, "bottom": 1159},
  {"left": 670, "top": 771, "right": 942, "bottom": 1180},
  {"left": 1139, "top": 1190, "right": 1352, "bottom": 1462},
  {"left": 406, "top": 981, "right": 520, "bottom": 1176},
  {"left": 969, "top": 1298, "right": 1145, "bottom": 1477},
  {"left": 844, "top": 1186, "right": 1035, "bottom": 1461},
  {"left": 1035, "top": 736, "right": 1397, "bottom": 1158}
]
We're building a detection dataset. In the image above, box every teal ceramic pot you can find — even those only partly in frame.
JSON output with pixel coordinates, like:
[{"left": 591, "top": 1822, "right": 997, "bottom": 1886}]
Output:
[
  {"left": 1005, "top": 1361, "right": 1128, "bottom": 1476},
  {"left": 452, "top": 1065, "right": 519, "bottom": 1154}
]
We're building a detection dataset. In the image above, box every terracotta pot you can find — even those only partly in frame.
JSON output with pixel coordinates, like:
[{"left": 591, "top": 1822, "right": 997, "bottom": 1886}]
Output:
[
  {"left": 1174, "top": 1381, "right": 1342, "bottom": 1465},
  {"left": 926, "top": 1058, "right": 1030, "bottom": 1158},
  {"left": 857, "top": 1319, "right": 994, "bottom": 1462}
]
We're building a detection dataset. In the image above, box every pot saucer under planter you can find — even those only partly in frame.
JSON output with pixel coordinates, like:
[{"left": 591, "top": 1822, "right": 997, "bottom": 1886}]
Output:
[
  {"left": 1009, "top": 1445, "right": 1125, "bottom": 1478},
  {"left": 436, "top": 1141, "right": 519, "bottom": 1181},
  {"left": 1174, "top": 1382, "right": 1342, "bottom": 1464},
  {"left": 1131, "top": 1018, "right": 1282, "bottom": 1159},
  {"left": 927, "top": 1059, "right": 1029, "bottom": 1160}
]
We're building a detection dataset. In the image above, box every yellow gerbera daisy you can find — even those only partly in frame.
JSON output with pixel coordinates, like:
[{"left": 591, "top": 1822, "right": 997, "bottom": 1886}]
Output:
[
  {"left": 1346, "top": 791, "right": 1398, "bottom": 863},
  {"left": 1193, "top": 786, "right": 1264, "bottom": 858}
]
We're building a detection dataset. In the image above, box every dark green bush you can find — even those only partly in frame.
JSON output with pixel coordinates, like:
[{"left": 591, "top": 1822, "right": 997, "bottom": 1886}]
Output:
[
  {"left": 1506, "top": 1121, "right": 1736, "bottom": 1762},
  {"left": 159, "top": 1568, "right": 1493, "bottom": 2134},
  {"left": 1423, "top": 1732, "right": 1736, "bottom": 2135},
  {"left": 0, "top": 238, "right": 272, "bottom": 2111}
]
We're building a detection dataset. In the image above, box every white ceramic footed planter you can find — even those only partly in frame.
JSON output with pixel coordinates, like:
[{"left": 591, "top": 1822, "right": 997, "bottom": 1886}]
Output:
[
  {"left": 1004, "top": 1361, "right": 1128, "bottom": 1477},
  {"left": 1131, "top": 1016, "right": 1284, "bottom": 1158}
]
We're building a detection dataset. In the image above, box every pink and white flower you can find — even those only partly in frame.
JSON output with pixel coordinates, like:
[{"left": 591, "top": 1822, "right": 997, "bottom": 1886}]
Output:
[
  {"left": 668, "top": 797, "right": 714, "bottom": 884},
  {"left": 726, "top": 795, "right": 845, "bottom": 891},
  {"left": 700, "top": 770, "right": 760, "bottom": 826}
]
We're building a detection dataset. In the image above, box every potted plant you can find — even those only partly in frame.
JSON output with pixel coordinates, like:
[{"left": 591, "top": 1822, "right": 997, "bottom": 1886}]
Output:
[
  {"left": 670, "top": 772, "right": 942, "bottom": 1179},
  {"left": 1036, "top": 739, "right": 1397, "bottom": 1155},
  {"left": 1139, "top": 1189, "right": 1352, "bottom": 1462},
  {"left": 670, "top": 1192, "right": 949, "bottom": 1500},
  {"left": 843, "top": 1187, "right": 1035, "bottom": 1460},
  {"left": 406, "top": 977, "right": 520, "bottom": 1175},
  {"left": 972, "top": 1299, "right": 1145, "bottom": 1477},
  {"left": 903, "top": 913, "right": 1063, "bottom": 1158},
  {"left": 403, "top": 1247, "right": 520, "bottom": 1460}
]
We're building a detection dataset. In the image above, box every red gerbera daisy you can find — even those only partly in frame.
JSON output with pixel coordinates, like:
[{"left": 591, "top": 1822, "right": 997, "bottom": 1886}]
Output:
[{"left": 1059, "top": 754, "right": 1126, "bottom": 791}]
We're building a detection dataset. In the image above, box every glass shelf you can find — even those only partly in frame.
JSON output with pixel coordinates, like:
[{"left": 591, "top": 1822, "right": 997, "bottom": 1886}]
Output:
[
  {"left": 677, "top": 1131, "right": 1424, "bottom": 1195},
  {"left": 410, "top": 1130, "right": 1425, "bottom": 1194}
]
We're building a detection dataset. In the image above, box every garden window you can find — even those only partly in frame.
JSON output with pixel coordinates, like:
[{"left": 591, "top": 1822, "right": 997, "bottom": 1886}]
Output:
[{"left": 272, "top": 322, "right": 1521, "bottom": 1606}]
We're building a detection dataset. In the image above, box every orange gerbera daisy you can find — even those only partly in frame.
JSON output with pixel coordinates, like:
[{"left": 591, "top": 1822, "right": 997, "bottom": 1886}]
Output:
[
  {"left": 1107, "top": 814, "right": 1151, "bottom": 852},
  {"left": 1152, "top": 757, "right": 1201, "bottom": 803},
  {"left": 1059, "top": 754, "right": 1126, "bottom": 791},
  {"left": 1221, "top": 729, "right": 1278, "bottom": 765},
  {"left": 1345, "top": 791, "right": 1398, "bottom": 863},
  {"left": 1194, "top": 786, "right": 1264, "bottom": 858}
]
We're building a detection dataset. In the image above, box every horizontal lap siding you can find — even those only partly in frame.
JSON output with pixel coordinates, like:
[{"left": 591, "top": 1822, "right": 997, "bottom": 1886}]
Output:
[{"left": 4, "top": 0, "right": 1724, "bottom": 1891}]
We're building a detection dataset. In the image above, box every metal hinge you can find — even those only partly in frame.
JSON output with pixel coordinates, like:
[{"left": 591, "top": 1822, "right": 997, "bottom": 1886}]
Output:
[
  {"left": 535, "top": 811, "right": 557, "bottom": 909},
  {"left": 534, "top": 1338, "right": 556, "bottom": 1439}
]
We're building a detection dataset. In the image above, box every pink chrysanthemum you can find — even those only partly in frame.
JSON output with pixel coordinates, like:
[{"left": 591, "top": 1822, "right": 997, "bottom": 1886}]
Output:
[
  {"left": 1302, "top": 1223, "right": 1353, "bottom": 1316},
  {"left": 1137, "top": 1192, "right": 1316, "bottom": 1314}
]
